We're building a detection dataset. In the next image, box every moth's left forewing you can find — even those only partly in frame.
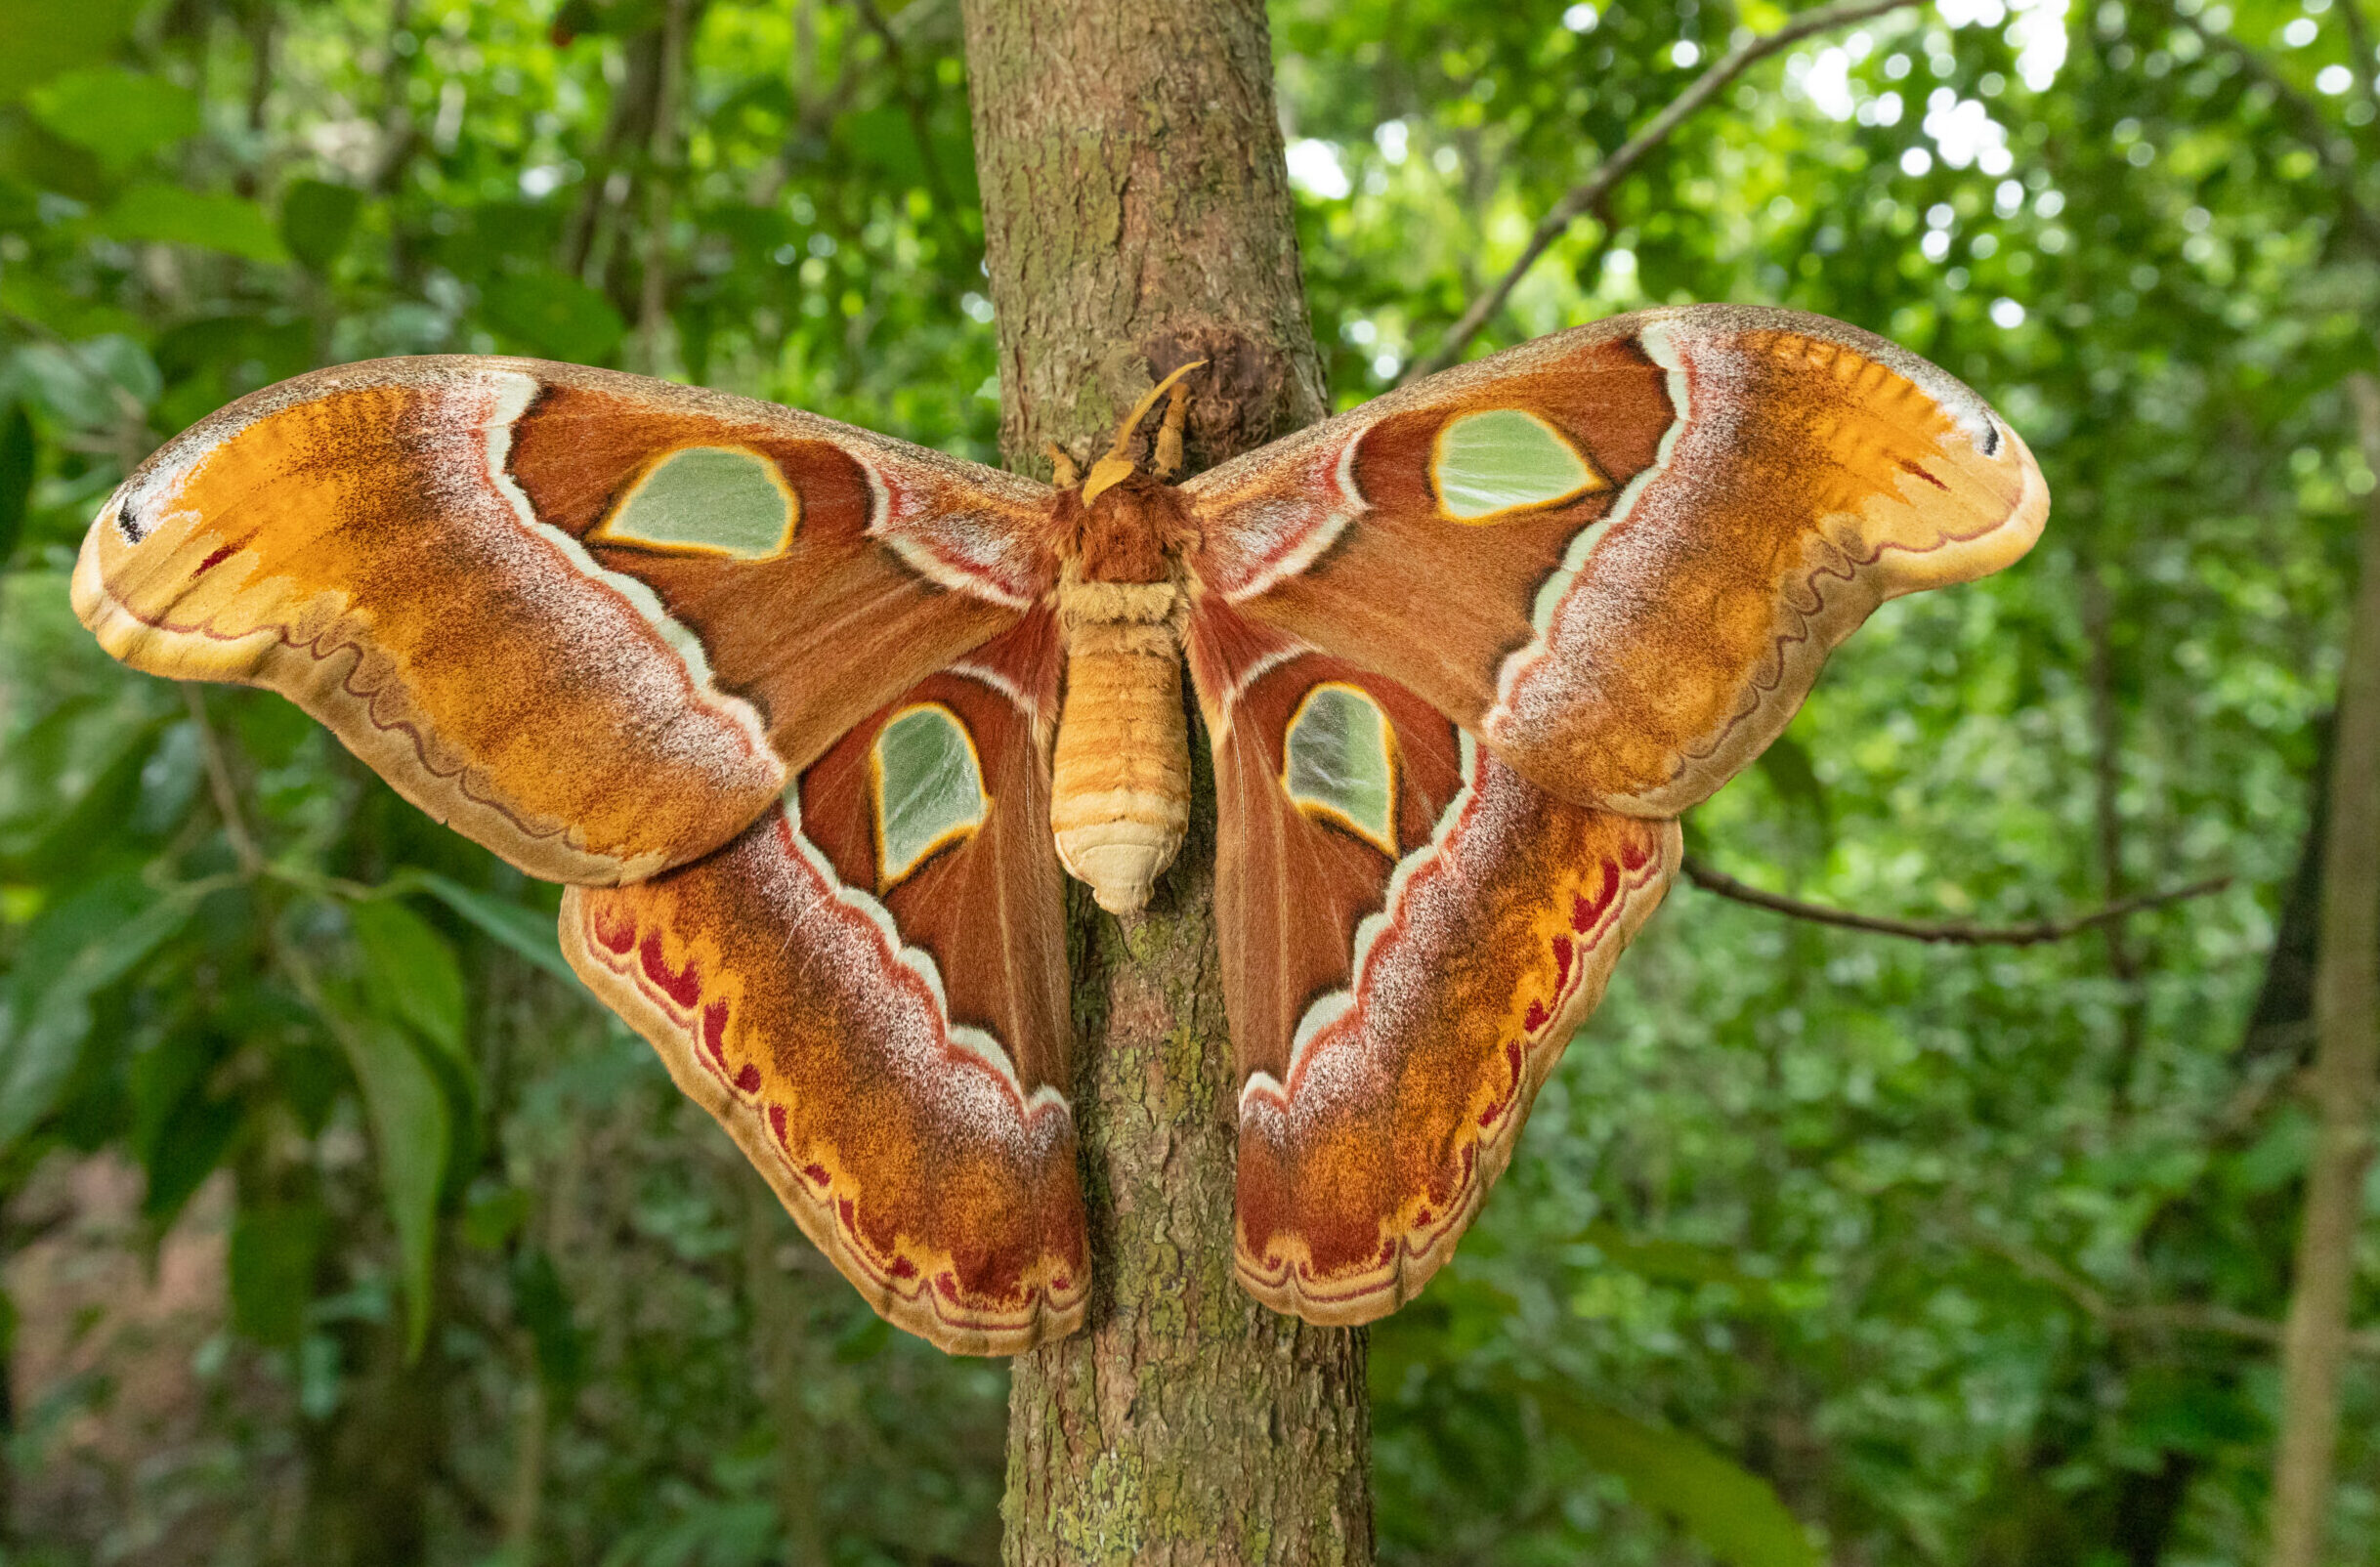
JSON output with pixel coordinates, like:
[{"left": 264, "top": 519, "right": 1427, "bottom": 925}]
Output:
[
  {"left": 1187, "top": 304, "right": 2047, "bottom": 817},
  {"left": 1487, "top": 308, "right": 2048, "bottom": 814}
]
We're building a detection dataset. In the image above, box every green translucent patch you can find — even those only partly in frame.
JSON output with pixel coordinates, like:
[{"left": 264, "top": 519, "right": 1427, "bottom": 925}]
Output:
[
  {"left": 1431, "top": 408, "right": 1599, "bottom": 522},
  {"left": 601, "top": 446, "right": 795, "bottom": 558},
  {"left": 871, "top": 703, "right": 987, "bottom": 886},
  {"left": 1285, "top": 684, "right": 1397, "bottom": 853}
]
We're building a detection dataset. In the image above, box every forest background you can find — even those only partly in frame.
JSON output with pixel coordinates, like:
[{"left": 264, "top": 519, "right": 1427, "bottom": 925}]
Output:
[{"left": 0, "top": 0, "right": 2371, "bottom": 1562}]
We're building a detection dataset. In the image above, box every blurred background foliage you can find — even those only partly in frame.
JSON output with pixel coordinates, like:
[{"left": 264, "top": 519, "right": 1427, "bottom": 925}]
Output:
[{"left": 0, "top": 0, "right": 2372, "bottom": 1561}]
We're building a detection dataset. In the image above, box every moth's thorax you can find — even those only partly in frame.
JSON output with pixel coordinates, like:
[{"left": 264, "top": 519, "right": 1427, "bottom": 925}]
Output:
[
  {"left": 1046, "top": 475, "right": 1195, "bottom": 915},
  {"left": 1049, "top": 472, "right": 1198, "bottom": 583}
]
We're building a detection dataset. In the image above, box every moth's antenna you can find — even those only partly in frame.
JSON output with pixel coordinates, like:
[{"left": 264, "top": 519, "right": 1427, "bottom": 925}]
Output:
[
  {"left": 1083, "top": 360, "right": 1205, "bottom": 503},
  {"left": 1044, "top": 441, "right": 1082, "bottom": 489}
]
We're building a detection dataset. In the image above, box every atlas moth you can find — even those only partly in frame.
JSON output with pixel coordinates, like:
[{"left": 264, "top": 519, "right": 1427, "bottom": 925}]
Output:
[{"left": 73, "top": 305, "right": 2048, "bottom": 1355}]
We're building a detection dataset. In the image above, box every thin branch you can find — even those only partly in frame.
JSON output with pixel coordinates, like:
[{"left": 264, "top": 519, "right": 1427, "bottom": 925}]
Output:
[
  {"left": 636, "top": 0, "right": 693, "bottom": 375},
  {"left": 2338, "top": 0, "right": 2380, "bottom": 129},
  {"left": 1977, "top": 1234, "right": 2380, "bottom": 1357},
  {"left": 1679, "top": 857, "right": 2230, "bottom": 946},
  {"left": 185, "top": 687, "right": 264, "bottom": 879},
  {"left": 2171, "top": 10, "right": 2380, "bottom": 254},
  {"left": 748, "top": 0, "right": 865, "bottom": 206},
  {"left": 850, "top": 0, "right": 973, "bottom": 264},
  {"left": 1406, "top": 0, "right": 1921, "bottom": 382}
]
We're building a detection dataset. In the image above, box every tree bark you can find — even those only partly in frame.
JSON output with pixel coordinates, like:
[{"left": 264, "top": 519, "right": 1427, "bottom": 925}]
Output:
[
  {"left": 2264, "top": 373, "right": 2380, "bottom": 1567},
  {"left": 957, "top": 2, "right": 1373, "bottom": 1561}
]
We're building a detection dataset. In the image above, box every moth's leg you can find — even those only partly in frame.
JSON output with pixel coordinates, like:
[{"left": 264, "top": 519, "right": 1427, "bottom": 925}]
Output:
[
  {"left": 1045, "top": 441, "right": 1083, "bottom": 489},
  {"left": 1152, "top": 380, "right": 1192, "bottom": 482}
]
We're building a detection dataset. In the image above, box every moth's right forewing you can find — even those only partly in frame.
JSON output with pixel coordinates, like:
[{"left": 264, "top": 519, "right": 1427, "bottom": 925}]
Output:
[{"left": 75, "top": 357, "right": 1052, "bottom": 884}]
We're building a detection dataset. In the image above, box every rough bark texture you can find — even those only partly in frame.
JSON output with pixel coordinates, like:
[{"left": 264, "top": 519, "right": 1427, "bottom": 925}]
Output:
[
  {"left": 958, "top": 2, "right": 1373, "bottom": 1561},
  {"left": 2265, "top": 377, "right": 2380, "bottom": 1567}
]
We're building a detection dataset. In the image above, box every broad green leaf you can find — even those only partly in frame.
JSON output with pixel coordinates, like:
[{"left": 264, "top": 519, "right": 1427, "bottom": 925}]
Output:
[
  {"left": 351, "top": 898, "right": 467, "bottom": 1061},
  {"left": 462, "top": 1184, "right": 533, "bottom": 1250},
  {"left": 389, "top": 869, "right": 578, "bottom": 987},
  {"left": 0, "top": 874, "right": 203, "bottom": 1154},
  {"left": 335, "top": 1012, "right": 449, "bottom": 1360},
  {"left": 0, "top": 112, "right": 108, "bottom": 203},
  {"left": 1530, "top": 1385, "right": 1817, "bottom": 1567},
  {"left": 141, "top": 1091, "right": 243, "bottom": 1225},
  {"left": 1576, "top": 1221, "right": 1781, "bottom": 1301},
  {"left": 8, "top": 335, "right": 159, "bottom": 433},
  {"left": 551, "top": 0, "right": 668, "bottom": 41},
  {"left": 510, "top": 1245, "right": 587, "bottom": 1393},
  {"left": 101, "top": 184, "right": 290, "bottom": 264},
  {"left": 129, "top": 1028, "right": 243, "bottom": 1223},
  {"left": 478, "top": 269, "right": 625, "bottom": 362},
  {"left": 279, "top": 179, "right": 362, "bottom": 273},
  {"left": 26, "top": 68, "right": 201, "bottom": 171},
  {"left": 0, "top": 402, "right": 30, "bottom": 566},
  {"left": 231, "top": 1202, "right": 325, "bottom": 1347},
  {"left": 0, "top": 0, "right": 145, "bottom": 102},
  {"left": 1753, "top": 731, "right": 1832, "bottom": 848}
]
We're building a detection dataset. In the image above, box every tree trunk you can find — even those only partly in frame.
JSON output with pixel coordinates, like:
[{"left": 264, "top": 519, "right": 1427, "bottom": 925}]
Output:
[
  {"left": 2264, "top": 373, "right": 2380, "bottom": 1567},
  {"left": 957, "top": 2, "right": 1374, "bottom": 1561}
]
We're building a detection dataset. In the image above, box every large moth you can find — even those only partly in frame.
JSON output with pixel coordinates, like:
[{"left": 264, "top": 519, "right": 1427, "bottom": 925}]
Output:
[{"left": 73, "top": 305, "right": 2046, "bottom": 1355}]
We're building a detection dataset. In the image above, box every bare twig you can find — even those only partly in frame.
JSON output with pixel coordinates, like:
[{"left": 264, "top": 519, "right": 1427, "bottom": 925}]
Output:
[
  {"left": 636, "top": 0, "right": 693, "bottom": 376},
  {"left": 851, "top": 0, "right": 973, "bottom": 262},
  {"left": 1679, "top": 857, "right": 2230, "bottom": 946},
  {"left": 1405, "top": 0, "right": 1921, "bottom": 382},
  {"left": 1976, "top": 1233, "right": 2380, "bottom": 1357},
  {"left": 2338, "top": 0, "right": 2380, "bottom": 128},
  {"left": 370, "top": 0, "right": 420, "bottom": 196},
  {"left": 184, "top": 687, "right": 265, "bottom": 879},
  {"left": 749, "top": 0, "right": 865, "bottom": 205},
  {"left": 2170, "top": 10, "right": 2380, "bottom": 253}
]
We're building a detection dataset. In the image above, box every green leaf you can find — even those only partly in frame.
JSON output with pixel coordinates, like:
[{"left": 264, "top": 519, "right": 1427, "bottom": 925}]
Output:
[
  {"left": 462, "top": 1184, "right": 533, "bottom": 1250},
  {"left": 334, "top": 1013, "right": 449, "bottom": 1360},
  {"left": 351, "top": 898, "right": 467, "bottom": 1061},
  {"left": 1529, "top": 1385, "right": 1816, "bottom": 1567},
  {"left": 9, "top": 334, "right": 160, "bottom": 433},
  {"left": 388, "top": 869, "right": 578, "bottom": 987},
  {"left": 478, "top": 269, "right": 625, "bottom": 362},
  {"left": 0, "top": 874, "right": 203, "bottom": 1154},
  {"left": 0, "top": 0, "right": 146, "bottom": 103},
  {"left": 510, "top": 1245, "right": 587, "bottom": 1393},
  {"left": 1576, "top": 1221, "right": 1778, "bottom": 1301},
  {"left": 1753, "top": 731, "right": 1832, "bottom": 848},
  {"left": 129, "top": 1028, "right": 243, "bottom": 1224},
  {"left": 0, "top": 402, "right": 31, "bottom": 567},
  {"left": 230, "top": 1202, "right": 324, "bottom": 1346},
  {"left": 279, "top": 179, "right": 362, "bottom": 274},
  {"left": 551, "top": 0, "right": 667, "bottom": 41},
  {"left": 26, "top": 68, "right": 201, "bottom": 171},
  {"left": 100, "top": 184, "right": 290, "bottom": 264},
  {"left": 0, "top": 110, "right": 109, "bottom": 202}
]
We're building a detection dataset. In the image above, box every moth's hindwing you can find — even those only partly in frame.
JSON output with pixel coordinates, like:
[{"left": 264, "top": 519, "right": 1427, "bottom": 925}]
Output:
[
  {"left": 561, "top": 613, "right": 1085, "bottom": 1355},
  {"left": 1189, "top": 607, "right": 1678, "bottom": 1324}
]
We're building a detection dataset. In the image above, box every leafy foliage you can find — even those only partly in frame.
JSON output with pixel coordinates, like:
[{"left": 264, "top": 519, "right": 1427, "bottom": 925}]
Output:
[{"left": 0, "top": 0, "right": 2372, "bottom": 1561}]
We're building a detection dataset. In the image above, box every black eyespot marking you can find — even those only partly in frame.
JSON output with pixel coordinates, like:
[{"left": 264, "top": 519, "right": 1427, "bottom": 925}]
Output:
[
  {"left": 114, "top": 497, "right": 149, "bottom": 545},
  {"left": 1978, "top": 418, "right": 2002, "bottom": 458}
]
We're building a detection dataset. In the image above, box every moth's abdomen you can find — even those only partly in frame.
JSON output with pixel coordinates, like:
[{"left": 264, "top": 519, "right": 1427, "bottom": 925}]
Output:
[{"left": 1050, "top": 581, "right": 1189, "bottom": 915}]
